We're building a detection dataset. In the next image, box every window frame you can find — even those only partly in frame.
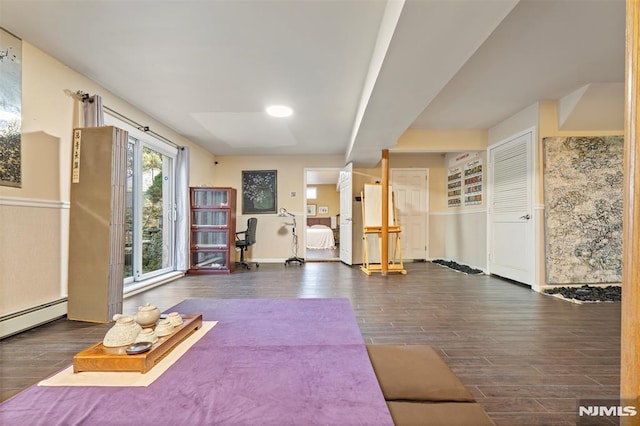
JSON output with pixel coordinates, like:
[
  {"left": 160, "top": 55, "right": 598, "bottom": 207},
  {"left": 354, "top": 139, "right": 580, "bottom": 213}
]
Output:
[{"left": 104, "top": 114, "right": 178, "bottom": 291}]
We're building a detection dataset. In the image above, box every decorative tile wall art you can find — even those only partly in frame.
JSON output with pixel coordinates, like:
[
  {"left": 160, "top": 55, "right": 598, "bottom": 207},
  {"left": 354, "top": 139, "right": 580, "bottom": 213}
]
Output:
[
  {"left": 447, "top": 166, "right": 462, "bottom": 207},
  {"left": 463, "top": 159, "right": 483, "bottom": 206},
  {"left": 0, "top": 28, "right": 22, "bottom": 187},
  {"left": 544, "top": 136, "right": 623, "bottom": 284}
]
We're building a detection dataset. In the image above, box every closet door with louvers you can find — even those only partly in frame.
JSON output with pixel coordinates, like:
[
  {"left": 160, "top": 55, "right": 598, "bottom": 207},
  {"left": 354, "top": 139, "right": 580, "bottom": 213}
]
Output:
[{"left": 488, "top": 131, "right": 534, "bottom": 285}]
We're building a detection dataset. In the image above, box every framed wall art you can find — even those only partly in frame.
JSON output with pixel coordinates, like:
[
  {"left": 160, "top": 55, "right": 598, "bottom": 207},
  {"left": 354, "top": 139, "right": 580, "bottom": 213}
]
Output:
[
  {"left": 0, "top": 28, "right": 22, "bottom": 187},
  {"left": 242, "top": 170, "right": 277, "bottom": 214},
  {"left": 306, "top": 204, "right": 317, "bottom": 216}
]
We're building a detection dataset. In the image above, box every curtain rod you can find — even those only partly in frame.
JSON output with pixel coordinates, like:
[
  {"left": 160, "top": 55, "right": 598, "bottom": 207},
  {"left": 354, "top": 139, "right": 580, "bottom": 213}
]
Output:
[
  {"left": 76, "top": 90, "right": 180, "bottom": 149},
  {"left": 103, "top": 106, "right": 179, "bottom": 149}
]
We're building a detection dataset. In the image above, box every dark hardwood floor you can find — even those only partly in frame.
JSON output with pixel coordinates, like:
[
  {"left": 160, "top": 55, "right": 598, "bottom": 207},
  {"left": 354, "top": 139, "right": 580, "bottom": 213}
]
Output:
[
  {"left": 0, "top": 262, "right": 621, "bottom": 425},
  {"left": 305, "top": 247, "right": 340, "bottom": 261}
]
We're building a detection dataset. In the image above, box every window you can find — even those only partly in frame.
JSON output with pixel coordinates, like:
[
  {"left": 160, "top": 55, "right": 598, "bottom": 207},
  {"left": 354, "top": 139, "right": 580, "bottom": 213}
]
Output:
[
  {"left": 306, "top": 186, "right": 317, "bottom": 200},
  {"left": 106, "top": 115, "right": 178, "bottom": 290}
]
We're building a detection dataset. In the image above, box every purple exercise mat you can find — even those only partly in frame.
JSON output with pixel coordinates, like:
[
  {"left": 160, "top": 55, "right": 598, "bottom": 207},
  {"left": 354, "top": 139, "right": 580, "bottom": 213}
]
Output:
[{"left": 0, "top": 298, "right": 393, "bottom": 426}]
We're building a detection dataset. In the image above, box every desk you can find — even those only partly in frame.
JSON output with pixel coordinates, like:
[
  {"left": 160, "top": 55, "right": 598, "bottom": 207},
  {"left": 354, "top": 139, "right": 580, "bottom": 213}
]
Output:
[{"left": 0, "top": 298, "right": 393, "bottom": 425}]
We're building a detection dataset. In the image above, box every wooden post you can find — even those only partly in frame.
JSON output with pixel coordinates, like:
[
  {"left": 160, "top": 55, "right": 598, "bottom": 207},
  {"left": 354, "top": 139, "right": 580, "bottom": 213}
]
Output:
[
  {"left": 622, "top": 1, "right": 640, "bottom": 422},
  {"left": 381, "top": 149, "right": 389, "bottom": 275}
]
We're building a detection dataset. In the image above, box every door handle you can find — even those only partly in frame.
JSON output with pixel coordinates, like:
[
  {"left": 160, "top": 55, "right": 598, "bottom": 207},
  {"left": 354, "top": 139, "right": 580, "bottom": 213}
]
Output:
[{"left": 520, "top": 214, "right": 531, "bottom": 220}]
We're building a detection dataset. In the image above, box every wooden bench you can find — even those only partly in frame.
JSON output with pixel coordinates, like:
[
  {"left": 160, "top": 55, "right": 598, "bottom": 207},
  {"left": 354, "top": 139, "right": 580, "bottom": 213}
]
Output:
[{"left": 367, "top": 345, "right": 494, "bottom": 426}]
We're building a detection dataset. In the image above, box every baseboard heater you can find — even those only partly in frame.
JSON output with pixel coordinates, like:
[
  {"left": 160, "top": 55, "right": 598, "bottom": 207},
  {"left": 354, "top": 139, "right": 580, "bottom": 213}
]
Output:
[{"left": 0, "top": 298, "right": 68, "bottom": 339}]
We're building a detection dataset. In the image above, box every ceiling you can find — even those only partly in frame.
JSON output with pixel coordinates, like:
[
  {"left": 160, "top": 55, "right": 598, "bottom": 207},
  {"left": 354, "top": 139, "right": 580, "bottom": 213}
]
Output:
[{"left": 0, "top": 0, "right": 625, "bottom": 166}]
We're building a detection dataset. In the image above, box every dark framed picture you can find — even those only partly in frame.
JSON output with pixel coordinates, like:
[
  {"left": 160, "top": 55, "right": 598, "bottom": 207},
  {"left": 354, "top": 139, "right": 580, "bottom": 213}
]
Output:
[{"left": 242, "top": 170, "right": 277, "bottom": 214}]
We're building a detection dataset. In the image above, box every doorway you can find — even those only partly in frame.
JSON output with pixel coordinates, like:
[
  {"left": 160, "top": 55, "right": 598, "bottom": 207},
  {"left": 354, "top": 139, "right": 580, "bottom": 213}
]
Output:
[
  {"left": 487, "top": 128, "right": 536, "bottom": 286},
  {"left": 391, "top": 168, "right": 429, "bottom": 261},
  {"left": 105, "top": 113, "right": 178, "bottom": 290},
  {"left": 304, "top": 168, "right": 341, "bottom": 262}
]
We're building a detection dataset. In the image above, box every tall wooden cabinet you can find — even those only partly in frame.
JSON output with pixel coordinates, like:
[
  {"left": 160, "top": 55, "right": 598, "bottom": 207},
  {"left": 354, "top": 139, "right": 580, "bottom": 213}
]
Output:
[{"left": 188, "top": 187, "right": 237, "bottom": 274}]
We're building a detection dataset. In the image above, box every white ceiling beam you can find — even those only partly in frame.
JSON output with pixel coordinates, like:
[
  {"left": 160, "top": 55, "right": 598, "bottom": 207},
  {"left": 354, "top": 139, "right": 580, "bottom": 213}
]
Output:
[{"left": 346, "top": 0, "right": 519, "bottom": 166}]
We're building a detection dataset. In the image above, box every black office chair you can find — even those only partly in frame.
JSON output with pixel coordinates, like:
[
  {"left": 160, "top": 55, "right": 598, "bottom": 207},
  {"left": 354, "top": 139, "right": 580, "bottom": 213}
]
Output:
[{"left": 236, "top": 218, "right": 258, "bottom": 269}]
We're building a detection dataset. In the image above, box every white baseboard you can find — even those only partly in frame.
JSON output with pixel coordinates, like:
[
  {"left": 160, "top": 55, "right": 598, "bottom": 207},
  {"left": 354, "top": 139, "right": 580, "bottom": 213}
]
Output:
[{"left": 0, "top": 299, "right": 68, "bottom": 339}]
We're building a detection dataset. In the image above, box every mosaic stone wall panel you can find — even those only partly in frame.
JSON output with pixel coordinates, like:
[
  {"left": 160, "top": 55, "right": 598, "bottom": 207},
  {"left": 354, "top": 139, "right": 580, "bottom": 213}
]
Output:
[{"left": 544, "top": 136, "right": 623, "bottom": 284}]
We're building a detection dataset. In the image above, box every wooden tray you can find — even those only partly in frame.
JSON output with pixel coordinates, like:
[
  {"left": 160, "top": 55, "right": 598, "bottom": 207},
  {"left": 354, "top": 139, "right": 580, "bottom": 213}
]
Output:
[{"left": 73, "top": 314, "right": 203, "bottom": 374}]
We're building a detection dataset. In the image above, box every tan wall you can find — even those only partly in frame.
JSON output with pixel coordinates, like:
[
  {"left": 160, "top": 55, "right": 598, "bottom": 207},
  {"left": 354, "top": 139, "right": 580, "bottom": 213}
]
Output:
[
  {"left": 350, "top": 153, "right": 448, "bottom": 263},
  {"left": 307, "top": 184, "right": 339, "bottom": 218},
  {"left": 0, "top": 205, "right": 64, "bottom": 315},
  {"left": 0, "top": 42, "right": 216, "bottom": 317},
  {"left": 395, "top": 129, "right": 487, "bottom": 152},
  {"left": 212, "top": 155, "right": 345, "bottom": 261}
]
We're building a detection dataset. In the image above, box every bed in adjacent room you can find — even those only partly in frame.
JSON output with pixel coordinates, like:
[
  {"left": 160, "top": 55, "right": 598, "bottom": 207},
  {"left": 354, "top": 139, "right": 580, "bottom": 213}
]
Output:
[{"left": 306, "top": 218, "right": 335, "bottom": 249}]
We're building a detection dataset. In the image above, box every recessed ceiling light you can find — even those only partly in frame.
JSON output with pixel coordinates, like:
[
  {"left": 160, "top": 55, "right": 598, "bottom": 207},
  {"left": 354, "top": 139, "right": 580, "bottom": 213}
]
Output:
[{"left": 266, "top": 105, "right": 293, "bottom": 118}]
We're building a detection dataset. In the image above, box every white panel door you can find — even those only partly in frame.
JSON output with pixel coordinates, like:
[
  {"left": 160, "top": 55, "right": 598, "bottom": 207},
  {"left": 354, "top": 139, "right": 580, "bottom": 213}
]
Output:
[
  {"left": 488, "top": 131, "right": 534, "bottom": 285},
  {"left": 339, "top": 163, "right": 353, "bottom": 265},
  {"left": 391, "top": 168, "right": 428, "bottom": 260}
]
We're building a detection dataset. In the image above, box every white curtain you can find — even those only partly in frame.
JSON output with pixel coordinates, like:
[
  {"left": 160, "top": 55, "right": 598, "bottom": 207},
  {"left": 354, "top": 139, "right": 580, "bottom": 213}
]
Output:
[
  {"left": 83, "top": 95, "right": 104, "bottom": 127},
  {"left": 175, "top": 146, "right": 190, "bottom": 271}
]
